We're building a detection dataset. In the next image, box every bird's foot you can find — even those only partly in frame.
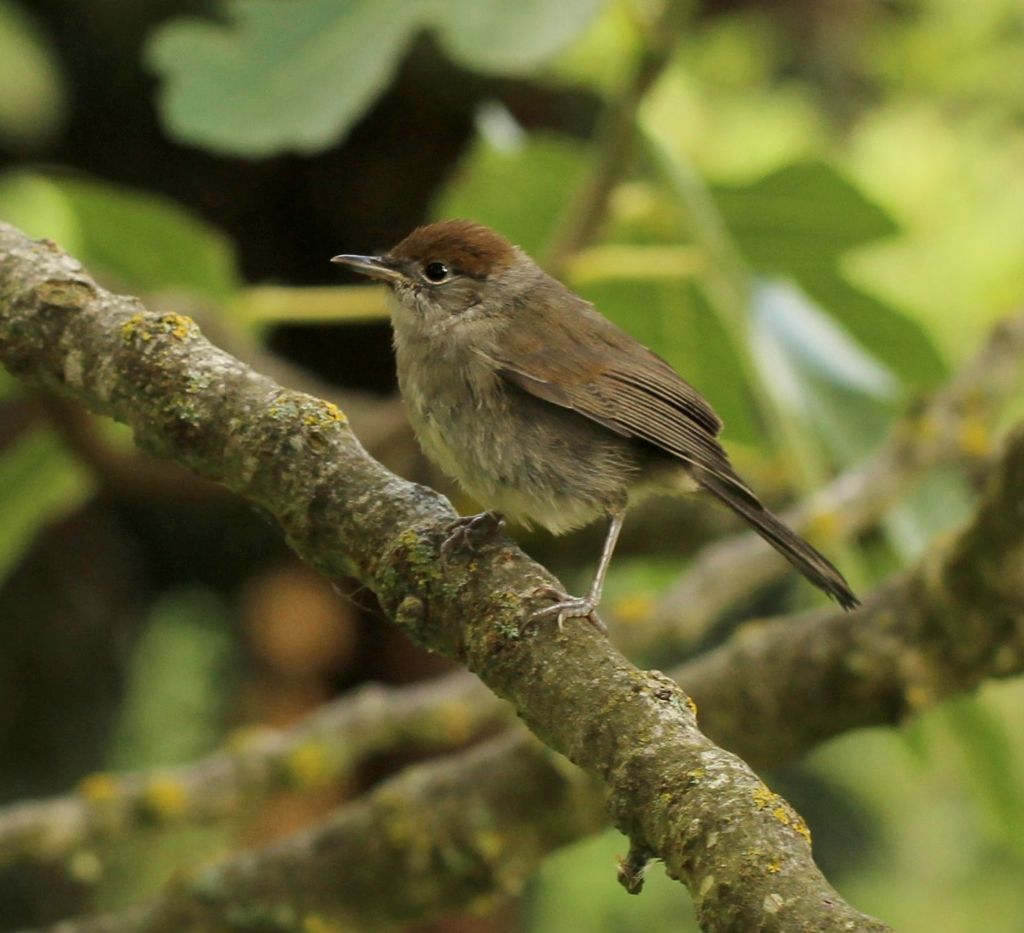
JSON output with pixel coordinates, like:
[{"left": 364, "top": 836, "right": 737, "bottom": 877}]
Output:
[
  {"left": 528, "top": 586, "right": 607, "bottom": 634},
  {"left": 441, "top": 510, "right": 505, "bottom": 559}
]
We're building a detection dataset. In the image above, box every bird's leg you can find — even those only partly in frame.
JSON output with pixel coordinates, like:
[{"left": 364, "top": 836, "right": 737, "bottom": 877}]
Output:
[
  {"left": 531, "top": 510, "right": 625, "bottom": 632},
  {"left": 441, "top": 510, "right": 506, "bottom": 559}
]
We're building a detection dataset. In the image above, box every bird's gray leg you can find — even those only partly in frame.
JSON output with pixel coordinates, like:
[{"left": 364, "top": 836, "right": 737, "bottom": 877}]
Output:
[{"left": 531, "top": 510, "right": 625, "bottom": 631}]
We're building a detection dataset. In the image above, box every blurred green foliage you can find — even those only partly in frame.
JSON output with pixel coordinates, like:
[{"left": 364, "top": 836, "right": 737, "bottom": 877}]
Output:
[
  {"left": 1, "top": 0, "right": 1023, "bottom": 930},
  {"left": 0, "top": 172, "right": 240, "bottom": 299},
  {"left": 98, "top": 589, "right": 235, "bottom": 909},
  {"left": 0, "top": 423, "right": 93, "bottom": 585},
  {"left": 0, "top": 1, "right": 65, "bottom": 151},
  {"left": 148, "top": 0, "right": 607, "bottom": 155}
]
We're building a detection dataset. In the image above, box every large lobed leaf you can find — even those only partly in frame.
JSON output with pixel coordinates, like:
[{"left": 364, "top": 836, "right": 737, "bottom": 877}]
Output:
[
  {"left": 712, "top": 161, "right": 947, "bottom": 387},
  {"left": 147, "top": 0, "right": 608, "bottom": 156}
]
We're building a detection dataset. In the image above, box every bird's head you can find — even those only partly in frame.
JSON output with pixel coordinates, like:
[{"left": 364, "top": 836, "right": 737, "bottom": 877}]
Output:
[{"left": 332, "top": 220, "right": 536, "bottom": 329}]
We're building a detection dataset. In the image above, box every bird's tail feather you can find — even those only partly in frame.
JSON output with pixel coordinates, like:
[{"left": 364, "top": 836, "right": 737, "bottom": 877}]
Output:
[{"left": 697, "top": 471, "right": 859, "bottom": 610}]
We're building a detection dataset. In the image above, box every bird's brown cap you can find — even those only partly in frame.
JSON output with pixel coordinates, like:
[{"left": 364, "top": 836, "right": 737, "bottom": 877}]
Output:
[{"left": 389, "top": 219, "right": 517, "bottom": 278}]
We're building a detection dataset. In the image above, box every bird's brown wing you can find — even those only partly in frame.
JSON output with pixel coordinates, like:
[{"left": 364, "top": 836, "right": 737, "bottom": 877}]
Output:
[
  {"left": 482, "top": 300, "right": 760, "bottom": 508},
  {"left": 484, "top": 299, "right": 860, "bottom": 610}
]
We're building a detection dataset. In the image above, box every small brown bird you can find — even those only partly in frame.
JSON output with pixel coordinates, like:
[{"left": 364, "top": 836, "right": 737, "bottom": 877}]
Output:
[{"left": 333, "top": 220, "right": 858, "bottom": 624}]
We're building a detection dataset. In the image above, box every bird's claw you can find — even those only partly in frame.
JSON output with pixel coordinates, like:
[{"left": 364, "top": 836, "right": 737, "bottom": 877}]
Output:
[
  {"left": 528, "top": 587, "right": 607, "bottom": 633},
  {"left": 441, "top": 510, "right": 505, "bottom": 559}
]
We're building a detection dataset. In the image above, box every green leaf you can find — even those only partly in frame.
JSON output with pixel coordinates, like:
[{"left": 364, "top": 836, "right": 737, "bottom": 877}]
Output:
[
  {"left": 147, "top": 0, "right": 606, "bottom": 156},
  {"left": 752, "top": 279, "right": 899, "bottom": 407},
  {"left": 148, "top": 0, "right": 420, "bottom": 157},
  {"left": 432, "top": 0, "right": 609, "bottom": 75},
  {"left": 749, "top": 278, "right": 897, "bottom": 465},
  {"left": 433, "top": 134, "right": 588, "bottom": 256},
  {"left": 943, "top": 694, "right": 1024, "bottom": 857},
  {"left": 0, "top": 171, "right": 239, "bottom": 299},
  {"left": 713, "top": 161, "right": 900, "bottom": 260},
  {"left": 711, "top": 161, "right": 948, "bottom": 388},
  {"left": 107, "top": 588, "right": 233, "bottom": 770},
  {"left": 0, "top": 426, "right": 94, "bottom": 585},
  {"left": 0, "top": 0, "right": 66, "bottom": 150},
  {"left": 0, "top": 171, "right": 82, "bottom": 249}
]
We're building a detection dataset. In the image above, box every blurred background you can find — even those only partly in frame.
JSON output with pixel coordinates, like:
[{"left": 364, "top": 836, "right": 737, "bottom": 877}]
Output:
[{"left": 1, "top": 0, "right": 1024, "bottom": 929}]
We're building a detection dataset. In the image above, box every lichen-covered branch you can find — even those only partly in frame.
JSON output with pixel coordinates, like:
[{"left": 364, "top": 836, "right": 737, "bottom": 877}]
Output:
[
  {"left": 0, "top": 224, "right": 886, "bottom": 931},
  {"left": 0, "top": 672, "right": 512, "bottom": 869},
  {"left": 42, "top": 734, "right": 607, "bottom": 933},
  {"left": 11, "top": 413, "right": 1024, "bottom": 932},
  {"left": 684, "top": 420, "right": 1024, "bottom": 769},
  {"left": 55, "top": 416, "right": 1024, "bottom": 932},
  {"left": 4, "top": 311, "right": 1019, "bottom": 874}
]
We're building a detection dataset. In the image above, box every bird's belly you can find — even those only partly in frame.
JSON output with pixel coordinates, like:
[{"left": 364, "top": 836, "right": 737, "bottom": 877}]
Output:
[{"left": 406, "top": 382, "right": 639, "bottom": 535}]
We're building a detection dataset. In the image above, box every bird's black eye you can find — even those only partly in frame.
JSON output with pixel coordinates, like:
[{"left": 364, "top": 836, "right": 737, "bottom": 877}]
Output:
[{"left": 423, "top": 261, "right": 450, "bottom": 283}]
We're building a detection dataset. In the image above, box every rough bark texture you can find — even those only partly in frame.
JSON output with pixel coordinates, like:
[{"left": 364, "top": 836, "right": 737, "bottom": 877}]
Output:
[
  {"left": 4, "top": 313, "right": 1023, "bottom": 888},
  {"left": 0, "top": 223, "right": 888, "bottom": 931}
]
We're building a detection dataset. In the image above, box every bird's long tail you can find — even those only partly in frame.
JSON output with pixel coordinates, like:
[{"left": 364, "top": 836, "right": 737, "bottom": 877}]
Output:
[{"left": 696, "top": 471, "right": 860, "bottom": 610}]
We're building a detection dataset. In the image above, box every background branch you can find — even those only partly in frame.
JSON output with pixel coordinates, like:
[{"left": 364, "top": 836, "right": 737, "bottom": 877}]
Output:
[{"left": 625, "top": 311, "right": 1024, "bottom": 657}]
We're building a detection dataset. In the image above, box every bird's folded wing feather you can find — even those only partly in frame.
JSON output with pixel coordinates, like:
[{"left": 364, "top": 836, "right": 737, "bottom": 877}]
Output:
[{"left": 480, "top": 300, "right": 760, "bottom": 508}]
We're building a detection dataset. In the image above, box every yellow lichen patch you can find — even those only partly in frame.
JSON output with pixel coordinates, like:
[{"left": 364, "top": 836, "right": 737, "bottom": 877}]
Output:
[
  {"left": 319, "top": 400, "right": 347, "bottom": 424},
  {"left": 142, "top": 776, "right": 188, "bottom": 820},
  {"left": 157, "top": 313, "right": 195, "bottom": 340},
  {"left": 119, "top": 312, "right": 196, "bottom": 343},
  {"left": 286, "top": 742, "right": 332, "bottom": 788},
  {"left": 299, "top": 399, "right": 349, "bottom": 428},
  {"left": 752, "top": 784, "right": 811, "bottom": 843},
  {"left": 958, "top": 419, "right": 991, "bottom": 458},
  {"left": 303, "top": 916, "right": 346, "bottom": 933},
  {"left": 791, "top": 813, "right": 812, "bottom": 844},
  {"left": 766, "top": 858, "right": 782, "bottom": 874},
  {"left": 433, "top": 702, "right": 476, "bottom": 744},
  {"left": 119, "top": 313, "right": 145, "bottom": 342},
  {"left": 78, "top": 772, "right": 120, "bottom": 804},
  {"left": 685, "top": 695, "right": 698, "bottom": 718},
  {"left": 611, "top": 594, "right": 655, "bottom": 625},
  {"left": 68, "top": 849, "right": 104, "bottom": 884},
  {"left": 475, "top": 829, "right": 504, "bottom": 862},
  {"left": 226, "top": 724, "right": 278, "bottom": 754},
  {"left": 751, "top": 785, "right": 776, "bottom": 810}
]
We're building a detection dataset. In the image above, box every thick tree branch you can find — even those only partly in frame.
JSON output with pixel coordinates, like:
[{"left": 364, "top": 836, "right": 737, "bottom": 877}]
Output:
[
  {"left": 12, "top": 414, "right": 1024, "bottom": 929},
  {"left": 0, "top": 225, "right": 886, "bottom": 930},
  {"left": 40, "top": 735, "right": 606, "bottom": 933},
  {"left": 6, "top": 311, "right": 1019, "bottom": 872},
  {"left": 53, "top": 415, "right": 1024, "bottom": 931},
  {"left": 0, "top": 673, "right": 512, "bottom": 869}
]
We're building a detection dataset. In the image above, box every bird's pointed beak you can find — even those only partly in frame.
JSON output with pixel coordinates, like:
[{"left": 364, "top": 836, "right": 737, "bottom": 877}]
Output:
[{"left": 330, "top": 253, "right": 405, "bottom": 284}]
